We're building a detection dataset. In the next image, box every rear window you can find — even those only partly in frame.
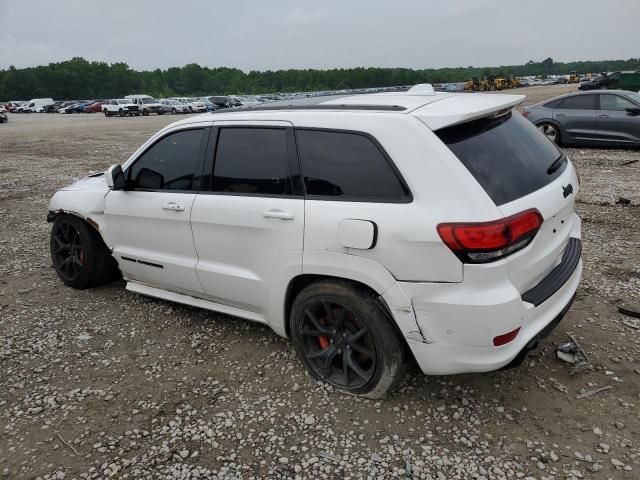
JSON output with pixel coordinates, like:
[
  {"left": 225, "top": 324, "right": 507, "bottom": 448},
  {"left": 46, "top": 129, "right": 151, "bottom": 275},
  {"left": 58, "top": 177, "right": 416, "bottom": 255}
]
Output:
[{"left": 436, "top": 111, "right": 565, "bottom": 206}]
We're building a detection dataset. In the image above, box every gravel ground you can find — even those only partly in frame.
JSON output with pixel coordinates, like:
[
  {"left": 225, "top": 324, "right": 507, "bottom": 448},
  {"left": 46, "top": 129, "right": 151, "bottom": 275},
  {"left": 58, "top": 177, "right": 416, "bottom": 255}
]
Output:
[{"left": 1, "top": 86, "right": 639, "bottom": 479}]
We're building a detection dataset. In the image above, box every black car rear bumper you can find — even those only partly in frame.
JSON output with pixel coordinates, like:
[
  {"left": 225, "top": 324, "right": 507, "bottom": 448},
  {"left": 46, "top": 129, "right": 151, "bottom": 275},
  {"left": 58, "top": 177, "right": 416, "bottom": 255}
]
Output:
[{"left": 522, "top": 238, "right": 582, "bottom": 307}]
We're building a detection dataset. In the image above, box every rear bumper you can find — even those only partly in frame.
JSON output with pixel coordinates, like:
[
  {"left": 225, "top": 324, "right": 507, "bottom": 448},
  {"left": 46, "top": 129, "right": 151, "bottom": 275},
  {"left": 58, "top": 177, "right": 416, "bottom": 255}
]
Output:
[{"left": 400, "top": 240, "right": 582, "bottom": 375}]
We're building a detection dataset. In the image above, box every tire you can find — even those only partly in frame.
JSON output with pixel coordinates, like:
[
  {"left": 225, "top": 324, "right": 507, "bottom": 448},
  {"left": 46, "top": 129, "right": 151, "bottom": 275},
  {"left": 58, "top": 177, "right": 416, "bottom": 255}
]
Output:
[
  {"left": 142, "top": 109, "right": 149, "bottom": 116},
  {"left": 50, "top": 215, "right": 118, "bottom": 289},
  {"left": 537, "top": 122, "right": 560, "bottom": 145},
  {"left": 290, "top": 280, "right": 406, "bottom": 399},
  {"left": 599, "top": 85, "right": 607, "bottom": 90},
  {"left": 172, "top": 108, "right": 177, "bottom": 114},
  {"left": 104, "top": 110, "right": 110, "bottom": 117},
  {"left": 118, "top": 109, "right": 125, "bottom": 117}
]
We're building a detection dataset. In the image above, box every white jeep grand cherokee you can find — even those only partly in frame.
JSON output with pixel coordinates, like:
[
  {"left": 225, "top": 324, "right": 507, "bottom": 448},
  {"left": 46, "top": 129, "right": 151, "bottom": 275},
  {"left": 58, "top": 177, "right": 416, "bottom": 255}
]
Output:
[{"left": 48, "top": 84, "right": 582, "bottom": 398}]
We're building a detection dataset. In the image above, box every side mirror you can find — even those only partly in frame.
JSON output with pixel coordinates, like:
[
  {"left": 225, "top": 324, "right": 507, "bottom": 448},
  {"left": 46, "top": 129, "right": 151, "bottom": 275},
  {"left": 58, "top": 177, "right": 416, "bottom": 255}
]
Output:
[
  {"left": 625, "top": 106, "right": 640, "bottom": 115},
  {"left": 106, "top": 164, "right": 126, "bottom": 190}
]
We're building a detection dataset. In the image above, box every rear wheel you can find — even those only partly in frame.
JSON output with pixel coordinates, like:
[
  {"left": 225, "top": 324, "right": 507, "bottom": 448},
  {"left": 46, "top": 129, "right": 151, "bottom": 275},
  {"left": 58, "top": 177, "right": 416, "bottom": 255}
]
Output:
[
  {"left": 537, "top": 122, "right": 560, "bottom": 144},
  {"left": 172, "top": 108, "right": 177, "bottom": 114},
  {"left": 50, "top": 215, "right": 118, "bottom": 289},
  {"left": 290, "top": 280, "right": 406, "bottom": 398}
]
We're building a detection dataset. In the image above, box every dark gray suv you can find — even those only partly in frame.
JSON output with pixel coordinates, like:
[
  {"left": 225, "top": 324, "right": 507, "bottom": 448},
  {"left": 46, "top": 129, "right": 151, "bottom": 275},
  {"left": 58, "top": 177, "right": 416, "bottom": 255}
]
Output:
[{"left": 523, "top": 91, "right": 640, "bottom": 147}]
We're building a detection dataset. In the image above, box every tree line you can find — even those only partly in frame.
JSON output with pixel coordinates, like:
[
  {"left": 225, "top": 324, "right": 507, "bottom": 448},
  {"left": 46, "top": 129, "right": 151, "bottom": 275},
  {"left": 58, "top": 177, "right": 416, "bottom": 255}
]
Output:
[{"left": 1, "top": 56, "right": 639, "bottom": 100}]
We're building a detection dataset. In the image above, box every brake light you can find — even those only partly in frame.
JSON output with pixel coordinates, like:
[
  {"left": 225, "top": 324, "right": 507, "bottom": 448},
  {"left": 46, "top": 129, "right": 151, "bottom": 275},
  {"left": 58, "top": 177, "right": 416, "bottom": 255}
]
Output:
[
  {"left": 521, "top": 111, "right": 530, "bottom": 118},
  {"left": 437, "top": 209, "right": 543, "bottom": 263}
]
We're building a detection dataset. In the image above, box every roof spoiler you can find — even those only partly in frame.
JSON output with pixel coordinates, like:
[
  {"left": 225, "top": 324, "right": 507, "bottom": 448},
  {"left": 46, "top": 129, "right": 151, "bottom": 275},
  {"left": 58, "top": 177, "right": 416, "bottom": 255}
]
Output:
[{"left": 412, "top": 93, "right": 526, "bottom": 130}]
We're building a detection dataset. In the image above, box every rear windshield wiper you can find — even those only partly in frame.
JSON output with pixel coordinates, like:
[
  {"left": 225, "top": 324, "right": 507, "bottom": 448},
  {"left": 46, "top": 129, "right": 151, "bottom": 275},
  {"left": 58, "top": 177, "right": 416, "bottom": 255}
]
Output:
[{"left": 547, "top": 154, "right": 567, "bottom": 175}]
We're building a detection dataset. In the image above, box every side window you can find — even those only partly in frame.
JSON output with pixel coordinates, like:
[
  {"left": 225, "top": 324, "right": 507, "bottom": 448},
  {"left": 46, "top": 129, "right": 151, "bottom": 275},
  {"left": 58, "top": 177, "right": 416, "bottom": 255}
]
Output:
[
  {"left": 558, "top": 95, "right": 596, "bottom": 110},
  {"left": 295, "top": 129, "right": 410, "bottom": 201},
  {"left": 127, "top": 129, "right": 205, "bottom": 191},
  {"left": 544, "top": 99, "right": 562, "bottom": 109},
  {"left": 212, "top": 128, "right": 293, "bottom": 195},
  {"left": 600, "top": 94, "right": 635, "bottom": 111}
]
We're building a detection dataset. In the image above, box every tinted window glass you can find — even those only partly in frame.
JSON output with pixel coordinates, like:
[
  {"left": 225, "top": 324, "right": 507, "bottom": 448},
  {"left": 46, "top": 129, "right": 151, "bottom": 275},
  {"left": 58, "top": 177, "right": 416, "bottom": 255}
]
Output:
[
  {"left": 128, "top": 129, "right": 204, "bottom": 191},
  {"left": 544, "top": 99, "right": 562, "bottom": 108},
  {"left": 558, "top": 95, "right": 596, "bottom": 110},
  {"left": 436, "top": 111, "right": 565, "bottom": 206},
  {"left": 600, "top": 94, "right": 635, "bottom": 111},
  {"left": 212, "top": 128, "right": 292, "bottom": 195},
  {"left": 296, "top": 130, "right": 408, "bottom": 201}
]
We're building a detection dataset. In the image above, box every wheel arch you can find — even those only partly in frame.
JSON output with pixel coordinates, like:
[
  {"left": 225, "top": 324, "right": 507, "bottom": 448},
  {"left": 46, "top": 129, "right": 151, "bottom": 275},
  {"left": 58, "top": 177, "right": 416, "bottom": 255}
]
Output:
[
  {"left": 534, "top": 118, "right": 564, "bottom": 142},
  {"left": 284, "top": 273, "right": 408, "bottom": 342}
]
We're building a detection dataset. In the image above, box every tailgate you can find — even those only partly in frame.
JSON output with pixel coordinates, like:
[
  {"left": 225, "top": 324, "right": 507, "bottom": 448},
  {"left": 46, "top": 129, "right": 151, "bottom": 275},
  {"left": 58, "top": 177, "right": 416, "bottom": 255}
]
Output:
[{"left": 499, "top": 162, "right": 580, "bottom": 294}]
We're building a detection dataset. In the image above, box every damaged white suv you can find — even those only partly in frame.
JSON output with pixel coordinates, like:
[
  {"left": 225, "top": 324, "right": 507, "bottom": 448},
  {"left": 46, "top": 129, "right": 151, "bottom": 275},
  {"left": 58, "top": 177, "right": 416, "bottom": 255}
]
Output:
[{"left": 48, "top": 85, "right": 582, "bottom": 398}]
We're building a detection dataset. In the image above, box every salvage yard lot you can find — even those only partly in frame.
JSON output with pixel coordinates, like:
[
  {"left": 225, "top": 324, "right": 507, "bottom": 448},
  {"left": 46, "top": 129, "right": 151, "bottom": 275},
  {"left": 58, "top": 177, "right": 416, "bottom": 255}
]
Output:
[{"left": 1, "top": 85, "right": 639, "bottom": 479}]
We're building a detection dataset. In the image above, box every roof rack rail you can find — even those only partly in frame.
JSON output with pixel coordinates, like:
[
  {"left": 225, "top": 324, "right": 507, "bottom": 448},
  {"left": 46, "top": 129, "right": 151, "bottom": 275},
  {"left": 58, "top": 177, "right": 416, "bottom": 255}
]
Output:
[{"left": 214, "top": 104, "right": 407, "bottom": 113}]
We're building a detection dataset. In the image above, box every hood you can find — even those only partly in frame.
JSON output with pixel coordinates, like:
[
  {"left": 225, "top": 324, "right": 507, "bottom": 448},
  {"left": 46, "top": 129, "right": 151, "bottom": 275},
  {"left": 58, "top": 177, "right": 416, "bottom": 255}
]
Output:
[{"left": 60, "top": 172, "right": 108, "bottom": 192}]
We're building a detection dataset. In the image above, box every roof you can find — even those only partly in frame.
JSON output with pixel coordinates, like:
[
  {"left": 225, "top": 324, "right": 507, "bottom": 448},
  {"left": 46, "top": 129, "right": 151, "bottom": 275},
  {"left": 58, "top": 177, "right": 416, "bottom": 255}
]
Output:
[{"left": 201, "top": 84, "right": 527, "bottom": 130}]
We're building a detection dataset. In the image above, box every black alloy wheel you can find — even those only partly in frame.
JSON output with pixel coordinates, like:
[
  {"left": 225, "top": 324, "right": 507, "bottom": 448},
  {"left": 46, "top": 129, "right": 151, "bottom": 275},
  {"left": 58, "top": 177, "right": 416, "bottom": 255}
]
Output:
[
  {"left": 51, "top": 220, "right": 85, "bottom": 283},
  {"left": 299, "top": 299, "right": 376, "bottom": 389},
  {"left": 291, "top": 280, "right": 407, "bottom": 398}
]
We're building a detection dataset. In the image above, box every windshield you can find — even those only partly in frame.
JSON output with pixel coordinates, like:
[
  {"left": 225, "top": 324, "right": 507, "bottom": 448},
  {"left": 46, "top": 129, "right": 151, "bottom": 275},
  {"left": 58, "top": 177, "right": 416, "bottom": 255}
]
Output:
[
  {"left": 117, "top": 100, "right": 129, "bottom": 104},
  {"left": 436, "top": 111, "right": 565, "bottom": 206},
  {"left": 141, "top": 98, "right": 156, "bottom": 104}
]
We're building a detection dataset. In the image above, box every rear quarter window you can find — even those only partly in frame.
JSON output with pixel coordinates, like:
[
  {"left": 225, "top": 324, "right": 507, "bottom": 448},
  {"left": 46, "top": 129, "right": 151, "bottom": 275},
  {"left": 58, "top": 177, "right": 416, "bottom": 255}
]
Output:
[
  {"left": 435, "top": 111, "right": 565, "bottom": 206},
  {"left": 295, "top": 129, "right": 411, "bottom": 202}
]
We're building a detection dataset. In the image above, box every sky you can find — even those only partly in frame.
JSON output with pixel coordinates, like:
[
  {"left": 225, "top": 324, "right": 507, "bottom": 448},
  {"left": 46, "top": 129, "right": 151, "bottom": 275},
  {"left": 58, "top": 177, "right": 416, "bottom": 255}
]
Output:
[{"left": 1, "top": 0, "right": 638, "bottom": 72}]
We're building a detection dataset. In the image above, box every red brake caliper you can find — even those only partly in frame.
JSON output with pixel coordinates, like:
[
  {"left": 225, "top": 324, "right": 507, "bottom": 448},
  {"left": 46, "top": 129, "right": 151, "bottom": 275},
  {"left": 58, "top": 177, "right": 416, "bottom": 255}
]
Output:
[{"left": 318, "top": 316, "right": 330, "bottom": 349}]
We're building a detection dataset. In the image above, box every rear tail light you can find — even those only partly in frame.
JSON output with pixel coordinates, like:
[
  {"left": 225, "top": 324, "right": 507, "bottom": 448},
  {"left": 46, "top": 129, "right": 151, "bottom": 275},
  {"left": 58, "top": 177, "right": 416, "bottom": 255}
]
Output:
[
  {"left": 437, "top": 209, "right": 543, "bottom": 263},
  {"left": 521, "top": 110, "right": 530, "bottom": 118}
]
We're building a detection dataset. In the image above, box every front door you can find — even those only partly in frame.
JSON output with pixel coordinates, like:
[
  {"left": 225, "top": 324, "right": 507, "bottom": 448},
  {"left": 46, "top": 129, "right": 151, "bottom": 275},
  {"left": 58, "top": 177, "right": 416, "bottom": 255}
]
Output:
[
  {"left": 190, "top": 122, "right": 304, "bottom": 315},
  {"left": 596, "top": 93, "right": 640, "bottom": 144},
  {"left": 104, "top": 126, "right": 210, "bottom": 294}
]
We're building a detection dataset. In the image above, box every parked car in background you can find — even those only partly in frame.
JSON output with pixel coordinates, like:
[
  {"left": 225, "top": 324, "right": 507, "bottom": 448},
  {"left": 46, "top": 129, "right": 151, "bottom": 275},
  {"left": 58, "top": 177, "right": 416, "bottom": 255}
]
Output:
[
  {"left": 19, "top": 98, "right": 55, "bottom": 112},
  {"left": 125, "top": 95, "right": 164, "bottom": 115},
  {"left": 47, "top": 85, "right": 581, "bottom": 398},
  {"left": 5, "top": 101, "right": 24, "bottom": 112},
  {"left": 208, "top": 96, "right": 234, "bottom": 109},
  {"left": 84, "top": 101, "right": 106, "bottom": 113},
  {"left": 187, "top": 98, "right": 207, "bottom": 112},
  {"left": 523, "top": 90, "right": 640, "bottom": 147},
  {"left": 160, "top": 99, "right": 190, "bottom": 114},
  {"left": 59, "top": 102, "right": 90, "bottom": 114},
  {"left": 200, "top": 99, "right": 217, "bottom": 112},
  {"left": 102, "top": 99, "right": 140, "bottom": 117},
  {"left": 42, "top": 101, "right": 66, "bottom": 113}
]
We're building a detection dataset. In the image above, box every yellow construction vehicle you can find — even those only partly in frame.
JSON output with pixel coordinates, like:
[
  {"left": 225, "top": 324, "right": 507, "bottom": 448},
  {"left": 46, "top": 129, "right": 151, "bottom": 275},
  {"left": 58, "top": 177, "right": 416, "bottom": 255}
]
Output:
[
  {"left": 506, "top": 74, "right": 520, "bottom": 89},
  {"left": 569, "top": 71, "right": 579, "bottom": 83},
  {"left": 464, "top": 76, "right": 490, "bottom": 92}
]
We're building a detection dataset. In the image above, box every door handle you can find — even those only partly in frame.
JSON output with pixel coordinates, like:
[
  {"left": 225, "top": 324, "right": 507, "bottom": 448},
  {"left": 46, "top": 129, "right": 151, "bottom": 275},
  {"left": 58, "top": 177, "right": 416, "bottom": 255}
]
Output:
[
  {"left": 556, "top": 113, "right": 566, "bottom": 117},
  {"left": 262, "top": 209, "right": 295, "bottom": 220},
  {"left": 598, "top": 114, "right": 610, "bottom": 119},
  {"left": 162, "top": 202, "right": 185, "bottom": 212}
]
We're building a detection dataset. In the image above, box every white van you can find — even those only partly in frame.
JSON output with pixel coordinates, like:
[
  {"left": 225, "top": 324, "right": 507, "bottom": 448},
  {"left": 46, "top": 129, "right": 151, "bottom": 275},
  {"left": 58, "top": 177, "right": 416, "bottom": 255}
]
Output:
[
  {"left": 21, "top": 98, "right": 54, "bottom": 113},
  {"left": 124, "top": 95, "right": 164, "bottom": 116}
]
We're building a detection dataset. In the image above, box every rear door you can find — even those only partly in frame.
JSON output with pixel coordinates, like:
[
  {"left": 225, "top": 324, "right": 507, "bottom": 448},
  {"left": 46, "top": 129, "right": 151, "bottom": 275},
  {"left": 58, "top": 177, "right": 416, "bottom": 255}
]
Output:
[
  {"left": 190, "top": 122, "right": 304, "bottom": 315},
  {"left": 104, "top": 124, "right": 211, "bottom": 294},
  {"left": 553, "top": 94, "right": 597, "bottom": 142},
  {"left": 596, "top": 93, "right": 640, "bottom": 144}
]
